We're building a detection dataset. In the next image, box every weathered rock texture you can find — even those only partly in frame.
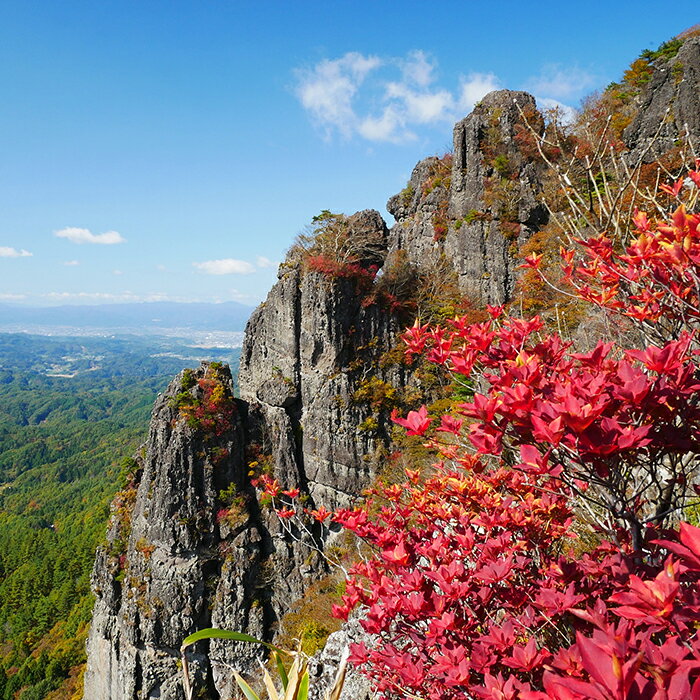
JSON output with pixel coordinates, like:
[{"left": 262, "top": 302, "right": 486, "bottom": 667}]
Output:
[
  {"left": 84, "top": 363, "right": 258, "bottom": 699},
  {"left": 387, "top": 90, "right": 547, "bottom": 305},
  {"left": 624, "top": 36, "right": 700, "bottom": 162},
  {"left": 239, "top": 210, "right": 408, "bottom": 509},
  {"left": 307, "top": 617, "right": 375, "bottom": 700}
]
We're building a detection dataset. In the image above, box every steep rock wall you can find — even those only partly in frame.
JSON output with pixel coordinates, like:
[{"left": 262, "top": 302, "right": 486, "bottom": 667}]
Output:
[
  {"left": 387, "top": 90, "right": 547, "bottom": 305},
  {"left": 624, "top": 36, "right": 700, "bottom": 162},
  {"left": 239, "top": 209, "right": 409, "bottom": 509},
  {"left": 84, "top": 363, "right": 262, "bottom": 699}
]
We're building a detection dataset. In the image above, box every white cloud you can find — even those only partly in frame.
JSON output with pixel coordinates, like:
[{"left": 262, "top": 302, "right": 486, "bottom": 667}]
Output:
[
  {"left": 295, "top": 52, "right": 503, "bottom": 144},
  {"left": 385, "top": 82, "right": 454, "bottom": 124},
  {"left": 525, "top": 65, "right": 596, "bottom": 100},
  {"left": 458, "top": 73, "right": 502, "bottom": 113},
  {"left": 193, "top": 258, "right": 256, "bottom": 275},
  {"left": 294, "top": 52, "right": 598, "bottom": 145},
  {"left": 42, "top": 291, "right": 184, "bottom": 303},
  {"left": 399, "top": 50, "right": 436, "bottom": 88},
  {"left": 63, "top": 260, "right": 79, "bottom": 266},
  {"left": 54, "top": 227, "right": 126, "bottom": 245},
  {"left": 359, "top": 106, "right": 414, "bottom": 143},
  {"left": 256, "top": 256, "right": 277, "bottom": 269},
  {"left": 156, "top": 264, "right": 167, "bottom": 271},
  {"left": 45, "top": 291, "right": 137, "bottom": 301},
  {"left": 0, "top": 246, "right": 32, "bottom": 258},
  {"left": 535, "top": 97, "right": 577, "bottom": 125},
  {"left": 227, "top": 288, "right": 255, "bottom": 302},
  {"left": 0, "top": 293, "right": 27, "bottom": 300},
  {"left": 295, "top": 52, "right": 381, "bottom": 138},
  {"left": 113, "top": 269, "right": 123, "bottom": 276}
]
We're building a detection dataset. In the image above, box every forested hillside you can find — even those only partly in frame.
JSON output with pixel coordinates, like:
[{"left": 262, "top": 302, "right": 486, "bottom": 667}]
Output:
[{"left": 0, "top": 334, "right": 240, "bottom": 699}]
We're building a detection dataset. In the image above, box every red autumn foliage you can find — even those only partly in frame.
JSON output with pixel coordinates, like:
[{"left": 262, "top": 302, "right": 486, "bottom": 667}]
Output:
[
  {"left": 402, "top": 311, "right": 700, "bottom": 550},
  {"left": 191, "top": 377, "right": 236, "bottom": 436},
  {"left": 524, "top": 163, "right": 700, "bottom": 344},
  {"left": 258, "top": 172, "right": 700, "bottom": 698},
  {"left": 330, "top": 472, "right": 700, "bottom": 700},
  {"left": 306, "top": 254, "right": 378, "bottom": 288}
]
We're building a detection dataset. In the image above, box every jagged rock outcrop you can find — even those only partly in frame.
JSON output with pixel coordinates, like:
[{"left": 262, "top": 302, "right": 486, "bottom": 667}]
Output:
[
  {"left": 387, "top": 90, "right": 547, "bottom": 305},
  {"left": 307, "top": 618, "right": 375, "bottom": 700},
  {"left": 239, "top": 209, "right": 407, "bottom": 509},
  {"left": 84, "top": 364, "right": 266, "bottom": 699},
  {"left": 624, "top": 36, "right": 700, "bottom": 162}
]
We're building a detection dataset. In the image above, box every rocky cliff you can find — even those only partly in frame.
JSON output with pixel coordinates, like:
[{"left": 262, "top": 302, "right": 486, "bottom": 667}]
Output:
[
  {"left": 387, "top": 90, "right": 547, "bottom": 305},
  {"left": 83, "top": 364, "right": 261, "bottom": 699},
  {"left": 238, "top": 209, "right": 404, "bottom": 509},
  {"left": 84, "top": 208, "right": 412, "bottom": 698},
  {"left": 624, "top": 35, "right": 700, "bottom": 162},
  {"left": 84, "top": 34, "right": 700, "bottom": 699}
]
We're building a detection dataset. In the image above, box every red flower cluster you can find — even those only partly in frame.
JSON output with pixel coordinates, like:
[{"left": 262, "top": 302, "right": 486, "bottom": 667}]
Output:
[
  {"left": 331, "top": 466, "right": 700, "bottom": 699},
  {"left": 260, "top": 184, "right": 700, "bottom": 698}
]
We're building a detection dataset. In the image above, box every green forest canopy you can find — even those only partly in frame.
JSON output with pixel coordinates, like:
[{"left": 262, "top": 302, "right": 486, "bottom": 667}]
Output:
[{"left": 0, "top": 333, "right": 240, "bottom": 700}]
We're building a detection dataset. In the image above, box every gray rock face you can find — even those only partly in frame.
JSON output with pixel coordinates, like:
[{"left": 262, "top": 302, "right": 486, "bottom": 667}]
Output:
[
  {"left": 624, "top": 37, "right": 700, "bottom": 163},
  {"left": 239, "top": 209, "right": 405, "bottom": 510},
  {"left": 387, "top": 90, "right": 547, "bottom": 305},
  {"left": 307, "top": 617, "right": 378, "bottom": 700},
  {"left": 84, "top": 364, "right": 265, "bottom": 699}
]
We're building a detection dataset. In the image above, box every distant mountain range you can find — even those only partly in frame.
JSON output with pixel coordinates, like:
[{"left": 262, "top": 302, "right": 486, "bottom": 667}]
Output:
[{"left": 0, "top": 301, "right": 254, "bottom": 332}]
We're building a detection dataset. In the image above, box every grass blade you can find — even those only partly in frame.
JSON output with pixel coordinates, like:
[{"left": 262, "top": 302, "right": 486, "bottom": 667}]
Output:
[
  {"left": 283, "top": 656, "right": 301, "bottom": 700},
  {"left": 181, "top": 628, "right": 286, "bottom": 655},
  {"left": 296, "top": 670, "right": 309, "bottom": 700},
  {"left": 324, "top": 646, "right": 348, "bottom": 700},
  {"left": 259, "top": 659, "right": 280, "bottom": 700},
  {"left": 274, "top": 651, "right": 289, "bottom": 690},
  {"left": 232, "top": 670, "right": 261, "bottom": 700}
]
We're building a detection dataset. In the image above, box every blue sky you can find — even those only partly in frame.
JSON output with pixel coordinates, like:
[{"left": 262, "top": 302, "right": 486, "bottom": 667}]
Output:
[{"left": 0, "top": 1, "right": 696, "bottom": 307}]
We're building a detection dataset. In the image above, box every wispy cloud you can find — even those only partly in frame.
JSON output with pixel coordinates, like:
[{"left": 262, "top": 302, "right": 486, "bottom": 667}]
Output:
[
  {"left": 256, "top": 256, "right": 277, "bottom": 269},
  {"left": 193, "top": 258, "right": 256, "bottom": 275},
  {"left": 296, "top": 50, "right": 465, "bottom": 143},
  {"left": 40, "top": 290, "right": 250, "bottom": 304},
  {"left": 64, "top": 260, "right": 80, "bottom": 266},
  {"left": 399, "top": 50, "right": 437, "bottom": 88},
  {"left": 0, "top": 293, "right": 27, "bottom": 300},
  {"left": 295, "top": 52, "right": 381, "bottom": 138},
  {"left": 358, "top": 106, "right": 412, "bottom": 143},
  {"left": 295, "top": 51, "right": 590, "bottom": 143},
  {"left": 458, "top": 73, "right": 501, "bottom": 112},
  {"left": 54, "top": 227, "right": 126, "bottom": 245},
  {"left": 295, "top": 52, "right": 503, "bottom": 144},
  {"left": 44, "top": 291, "right": 139, "bottom": 301},
  {"left": 0, "top": 246, "right": 32, "bottom": 258},
  {"left": 525, "top": 65, "right": 596, "bottom": 101},
  {"left": 43, "top": 291, "right": 183, "bottom": 302}
]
